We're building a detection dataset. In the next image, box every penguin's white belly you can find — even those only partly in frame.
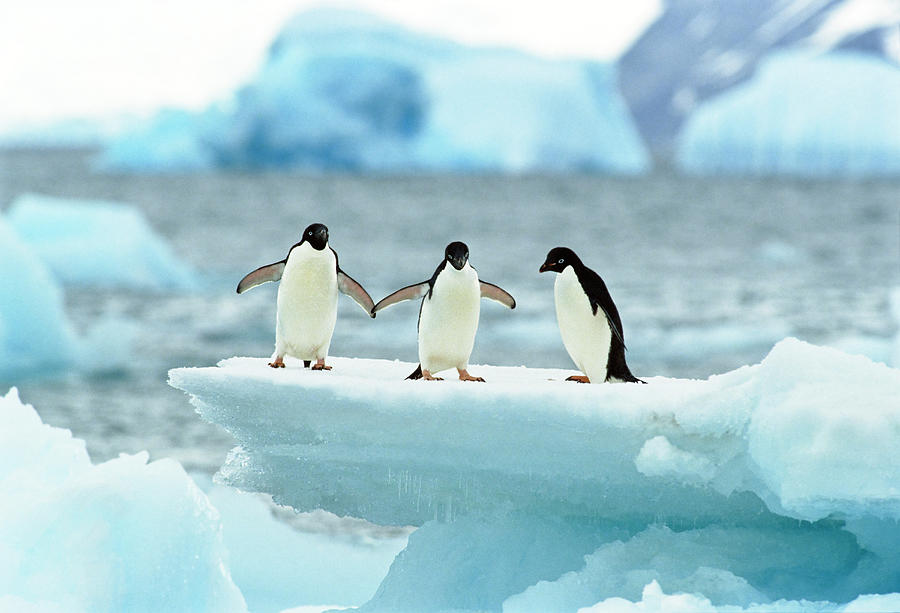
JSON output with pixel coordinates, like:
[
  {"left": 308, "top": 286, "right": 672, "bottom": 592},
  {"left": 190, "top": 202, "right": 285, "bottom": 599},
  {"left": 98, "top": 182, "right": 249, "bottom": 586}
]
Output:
[
  {"left": 555, "top": 267, "right": 611, "bottom": 383},
  {"left": 275, "top": 247, "right": 338, "bottom": 360},
  {"left": 418, "top": 267, "right": 480, "bottom": 374}
]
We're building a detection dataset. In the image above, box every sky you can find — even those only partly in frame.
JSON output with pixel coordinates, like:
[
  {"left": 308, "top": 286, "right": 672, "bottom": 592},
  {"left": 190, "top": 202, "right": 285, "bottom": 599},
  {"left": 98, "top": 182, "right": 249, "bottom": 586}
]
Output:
[{"left": 0, "top": 0, "right": 661, "bottom": 129}]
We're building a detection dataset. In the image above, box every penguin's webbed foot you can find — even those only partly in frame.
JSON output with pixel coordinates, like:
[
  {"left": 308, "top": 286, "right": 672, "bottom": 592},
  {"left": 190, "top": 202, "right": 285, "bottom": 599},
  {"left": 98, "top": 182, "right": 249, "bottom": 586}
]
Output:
[
  {"left": 457, "top": 369, "right": 485, "bottom": 382},
  {"left": 311, "top": 363, "right": 332, "bottom": 371},
  {"left": 565, "top": 375, "right": 591, "bottom": 383},
  {"left": 268, "top": 357, "right": 286, "bottom": 368},
  {"left": 421, "top": 370, "right": 443, "bottom": 381}
]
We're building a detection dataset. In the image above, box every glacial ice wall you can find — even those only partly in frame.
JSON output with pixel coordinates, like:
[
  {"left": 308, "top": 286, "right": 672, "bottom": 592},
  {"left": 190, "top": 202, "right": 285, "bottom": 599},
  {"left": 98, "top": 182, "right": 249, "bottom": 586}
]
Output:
[
  {"left": 100, "top": 9, "right": 650, "bottom": 174},
  {"left": 170, "top": 338, "right": 900, "bottom": 612},
  {"left": 677, "top": 51, "right": 900, "bottom": 176}
]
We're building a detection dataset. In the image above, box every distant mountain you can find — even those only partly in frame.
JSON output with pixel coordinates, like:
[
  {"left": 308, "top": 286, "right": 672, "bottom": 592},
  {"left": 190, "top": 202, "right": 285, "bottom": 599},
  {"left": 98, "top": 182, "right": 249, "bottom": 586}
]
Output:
[{"left": 618, "top": 0, "right": 900, "bottom": 153}]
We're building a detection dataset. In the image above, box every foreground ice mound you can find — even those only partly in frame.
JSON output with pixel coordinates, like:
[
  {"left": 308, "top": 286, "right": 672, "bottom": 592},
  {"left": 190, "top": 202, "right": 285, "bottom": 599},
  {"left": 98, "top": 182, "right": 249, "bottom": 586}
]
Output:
[
  {"left": 101, "top": 8, "right": 649, "bottom": 174},
  {"left": 6, "top": 193, "right": 195, "bottom": 290},
  {"left": 170, "top": 339, "right": 900, "bottom": 612},
  {"left": 0, "top": 219, "right": 77, "bottom": 378},
  {"left": 0, "top": 388, "right": 246, "bottom": 612},
  {"left": 677, "top": 51, "right": 900, "bottom": 176}
]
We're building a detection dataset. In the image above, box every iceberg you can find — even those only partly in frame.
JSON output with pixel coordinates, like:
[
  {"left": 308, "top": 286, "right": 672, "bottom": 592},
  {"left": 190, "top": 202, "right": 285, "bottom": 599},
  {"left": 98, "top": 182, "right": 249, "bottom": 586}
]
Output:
[
  {"left": 169, "top": 338, "right": 900, "bottom": 612},
  {"left": 6, "top": 193, "right": 196, "bottom": 290},
  {"left": 677, "top": 51, "right": 900, "bottom": 176},
  {"left": 100, "top": 9, "right": 650, "bottom": 174},
  {"left": 0, "top": 388, "right": 406, "bottom": 612},
  {"left": 0, "top": 218, "right": 77, "bottom": 378},
  {"left": 0, "top": 388, "right": 246, "bottom": 612}
]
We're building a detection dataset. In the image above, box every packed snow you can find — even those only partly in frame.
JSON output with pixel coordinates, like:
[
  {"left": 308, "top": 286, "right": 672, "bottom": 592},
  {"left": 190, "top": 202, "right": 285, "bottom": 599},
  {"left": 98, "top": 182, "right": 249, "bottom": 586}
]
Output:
[
  {"left": 677, "top": 50, "right": 900, "bottom": 176},
  {"left": 0, "top": 388, "right": 405, "bottom": 613},
  {"left": 100, "top": 8, "right": 650, "bottom": 174},
  {"left": 6, "top": 193, "right": 196, "bottom": 290},
  {"left": 170, "top": 338, "right": 900, "bottom": 612}
]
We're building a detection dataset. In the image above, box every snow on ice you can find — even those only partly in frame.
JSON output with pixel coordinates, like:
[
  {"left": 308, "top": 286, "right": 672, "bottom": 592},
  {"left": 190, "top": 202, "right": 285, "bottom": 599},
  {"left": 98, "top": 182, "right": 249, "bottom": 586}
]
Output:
[
  {"left": 677, "top": 51, "right": 900, "bottom": 176},
  {"left": 6, "top": 193, "right": 195, "bottom": 290},
  {"left": 169, "top": 338, "right": 900, "bottom": 612},
  {"left": 100, "top": 8, "right": 650, "bottom": 174},
  {"left": 0, "top": 388, "right": 405, "bottom": 613}
]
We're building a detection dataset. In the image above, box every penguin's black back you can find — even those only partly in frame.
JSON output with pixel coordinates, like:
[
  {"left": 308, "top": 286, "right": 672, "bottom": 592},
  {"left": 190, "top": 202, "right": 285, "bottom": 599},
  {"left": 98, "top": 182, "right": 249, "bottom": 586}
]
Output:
[{"left": 572, "top": 263, "right": 644, "bottom": 384}]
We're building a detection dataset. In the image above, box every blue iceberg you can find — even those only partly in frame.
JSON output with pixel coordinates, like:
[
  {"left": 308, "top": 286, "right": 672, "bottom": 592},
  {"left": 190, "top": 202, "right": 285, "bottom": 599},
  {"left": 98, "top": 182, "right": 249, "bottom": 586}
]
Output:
[
  {"left": 100, "top": 9, "right": 650, "bottom": 174},
  {"left": 0, "top": 219, "right": 78, "bottom": 378},
  {"left": 0, "top": 388, "right": 247, "bottom": 612},
  {"left": 169, "top": 338, "right": 900, "bottom": 612},
  {"left": 677, "top": 51, "right": 900, "bottom": 176},
  {"left": 6, "top": 193, "right": 196, "bottom": 291},
  {"left": 0, "top": 388, "right": 406, "bottom": 612}
]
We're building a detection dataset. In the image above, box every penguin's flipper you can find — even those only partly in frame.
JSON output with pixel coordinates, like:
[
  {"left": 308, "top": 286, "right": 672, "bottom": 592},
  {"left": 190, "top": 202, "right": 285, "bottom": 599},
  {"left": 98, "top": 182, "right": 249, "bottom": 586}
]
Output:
[
  {"left": 479, "top": 281, "right": 516, "bottom": 309},
  {"left": 372, "top": 281, "right": 430, "bottom": 314},
  {"left": 337, "top": 270, "right": 376, "bottom": 317},
  {"left": 236, "top": 261, "right": 285, "bottom": 294}
]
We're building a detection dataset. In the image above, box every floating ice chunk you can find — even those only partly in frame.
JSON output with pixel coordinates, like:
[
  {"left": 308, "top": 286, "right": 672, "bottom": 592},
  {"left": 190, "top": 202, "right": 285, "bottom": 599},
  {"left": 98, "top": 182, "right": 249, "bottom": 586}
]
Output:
[
  {"left": 0, "top": 218, "right": 77, "bottom": 378},
  {"left": 0, "top": 388, "right": 247, "bottom": 612},
  {"left": 678, "top": 51, "right": 900, "bottom": 176},
  {"left": 6, "top": 193, "right": 196, "bottom": 290},
  {"left": 170, "top": 339, "right": 900, "bottom": 612}
]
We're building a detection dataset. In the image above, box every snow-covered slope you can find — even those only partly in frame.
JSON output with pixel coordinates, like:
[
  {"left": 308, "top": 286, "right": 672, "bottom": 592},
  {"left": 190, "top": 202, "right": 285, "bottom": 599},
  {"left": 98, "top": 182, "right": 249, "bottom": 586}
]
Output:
[
  {"left": 676, "top": 50, "right": 900, "bottom": 176},
  {"left": 100, "top": 8, "right": 649, "bottom": 174},
  {"left": 170, "top": 338, "right": 900, "bottom": 612}
]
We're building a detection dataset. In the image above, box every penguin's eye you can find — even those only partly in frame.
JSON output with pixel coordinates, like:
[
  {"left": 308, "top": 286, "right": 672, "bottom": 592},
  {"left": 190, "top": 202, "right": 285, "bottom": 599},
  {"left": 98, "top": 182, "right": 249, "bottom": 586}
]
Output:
[
  {"left": 557, "top": 258, "right": 564, "bottom": 264},
  {"left": 308, "top": 231, "right": 313, "bottom": 236}
]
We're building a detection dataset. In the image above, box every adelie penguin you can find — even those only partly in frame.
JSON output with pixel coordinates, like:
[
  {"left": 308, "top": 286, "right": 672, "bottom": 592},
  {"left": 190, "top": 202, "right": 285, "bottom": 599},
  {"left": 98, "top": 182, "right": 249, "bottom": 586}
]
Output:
[
  {"left": 236, "top": 223, "right": 375, "bottom": 371},
  {"left": 372, "top": 241, "right": 516, "bottom": 381},
  {"left": 540, "top": 247, "right": 644, "bottom": 384}
]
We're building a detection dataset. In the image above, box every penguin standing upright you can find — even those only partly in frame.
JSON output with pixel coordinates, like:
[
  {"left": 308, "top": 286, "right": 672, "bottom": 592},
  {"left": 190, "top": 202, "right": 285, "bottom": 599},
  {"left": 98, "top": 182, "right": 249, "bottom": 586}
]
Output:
[
  {"left": 373, "top": 241, "right": 516, "bottom": 381},
  {"left": 236, "top": 223, "right": 375, "bottom": 370},
  {"left": 540, "top": 247, "right": 644, "bottom": 383}
]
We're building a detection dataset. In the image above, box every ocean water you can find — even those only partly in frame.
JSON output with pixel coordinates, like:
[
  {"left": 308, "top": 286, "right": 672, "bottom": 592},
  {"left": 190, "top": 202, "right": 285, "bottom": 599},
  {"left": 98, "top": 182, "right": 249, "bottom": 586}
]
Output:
[{"left": 1, "top": 148, "right": 898, "bottom": 474}]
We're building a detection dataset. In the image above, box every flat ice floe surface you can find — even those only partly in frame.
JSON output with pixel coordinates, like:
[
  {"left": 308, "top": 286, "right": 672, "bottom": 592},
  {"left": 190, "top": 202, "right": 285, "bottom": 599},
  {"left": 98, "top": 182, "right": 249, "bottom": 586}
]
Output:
[{"left": 170, "top": 338, "right": 900, "bottom": 612}]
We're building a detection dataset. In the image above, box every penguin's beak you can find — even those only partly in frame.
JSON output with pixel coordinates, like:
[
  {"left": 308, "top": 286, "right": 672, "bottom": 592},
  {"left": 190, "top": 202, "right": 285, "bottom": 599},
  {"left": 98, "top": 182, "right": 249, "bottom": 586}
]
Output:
[{"left": 539, "top": 262, "right": 551, "bottom": 273}]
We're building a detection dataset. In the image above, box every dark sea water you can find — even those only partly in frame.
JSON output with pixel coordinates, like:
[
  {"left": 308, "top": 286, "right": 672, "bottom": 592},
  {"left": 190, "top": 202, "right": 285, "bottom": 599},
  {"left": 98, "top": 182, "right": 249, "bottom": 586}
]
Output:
[{"left": 1, "top": 148, "right": 898, "bottom": 473}]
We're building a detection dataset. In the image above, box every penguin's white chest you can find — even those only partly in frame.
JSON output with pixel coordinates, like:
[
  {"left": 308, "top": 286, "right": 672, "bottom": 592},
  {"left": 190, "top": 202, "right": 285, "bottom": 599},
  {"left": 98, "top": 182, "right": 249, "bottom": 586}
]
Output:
[
  {"left": 275, "top": 244, "right": 338, "bottom": 359},
  {"left": 554, "top": 266, "right": 611, "bottom": 382},
  {"left": 418, "top": 264, "right": 480, "bottom": 374}
]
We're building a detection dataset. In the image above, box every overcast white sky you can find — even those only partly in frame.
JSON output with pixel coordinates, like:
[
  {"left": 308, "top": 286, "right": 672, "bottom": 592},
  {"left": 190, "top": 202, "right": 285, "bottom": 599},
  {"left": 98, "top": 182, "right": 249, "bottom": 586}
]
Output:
[{"left": 0, "top": 0, "right": 661, "bottom": 128}]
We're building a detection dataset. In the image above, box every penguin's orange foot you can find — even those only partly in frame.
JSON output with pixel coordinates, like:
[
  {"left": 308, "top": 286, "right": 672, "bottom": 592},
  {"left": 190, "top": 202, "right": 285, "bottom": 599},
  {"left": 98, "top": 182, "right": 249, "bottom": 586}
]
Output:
[
  {"left": 268, "top": 359, "right": 285, "bottom": 368},
  {"left": 311, "top": 363, "right": 332, "bottom": 371},
  {"left": 565, "top": 375, "right": 591, "bottom": 383},
  {"left": 458, "top": 369, "right": 485, "bottom": 382},
  {"left": 421, "top": 370, "right": 443, "bottom": 381}
]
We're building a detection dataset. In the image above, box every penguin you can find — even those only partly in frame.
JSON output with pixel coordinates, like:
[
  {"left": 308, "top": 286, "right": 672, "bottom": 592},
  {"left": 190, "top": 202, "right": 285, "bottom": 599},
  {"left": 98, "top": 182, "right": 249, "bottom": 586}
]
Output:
[
  {"left": 372, "top": 241, "right": 516, "bottom": 381},
  {"left": 236, "top": 223, "right": 375, "bottom": 370},
  {"left": 539, "top": 247, "right": 644, "bottom": 384}
]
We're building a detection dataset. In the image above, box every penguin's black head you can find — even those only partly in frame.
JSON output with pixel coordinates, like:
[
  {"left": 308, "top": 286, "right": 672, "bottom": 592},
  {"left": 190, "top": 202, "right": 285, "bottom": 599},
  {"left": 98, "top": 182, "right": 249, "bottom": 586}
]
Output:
[
  {"left": 445, "top": 241, "right": 469, "bottom": 271},
  {"left": 540, "top": 247, "right": 579, "bottom": 273},
  {"left": 302, "top": 223, "right": 329, "bottom": 250}
]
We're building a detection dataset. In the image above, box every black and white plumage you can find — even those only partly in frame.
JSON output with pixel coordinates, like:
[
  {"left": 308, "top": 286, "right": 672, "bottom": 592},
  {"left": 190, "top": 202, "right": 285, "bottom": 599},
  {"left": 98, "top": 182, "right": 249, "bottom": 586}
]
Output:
[
  {"left": 540, "top": 247, "right": 644, "bottom": 384},
  {"left": 372, "top": 241, "right": 515, "bottom": 381},
  {"left": 236, "top": 223, "right": 374, "bottom": 370}
]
